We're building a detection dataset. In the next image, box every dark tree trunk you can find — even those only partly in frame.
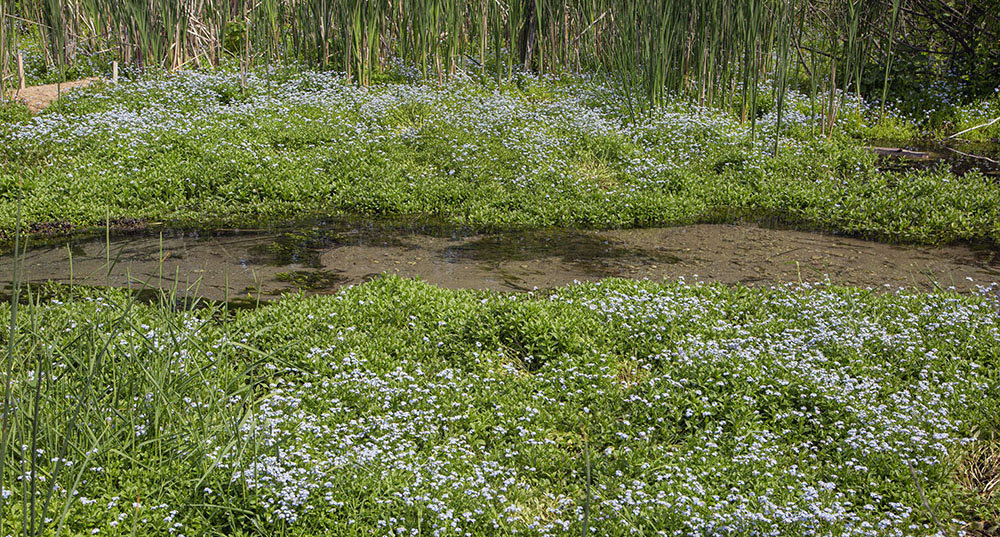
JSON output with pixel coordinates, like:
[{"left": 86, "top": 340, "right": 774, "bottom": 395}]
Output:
[{"left": 519, "top": 1, "right": 536, "bottom": 71}]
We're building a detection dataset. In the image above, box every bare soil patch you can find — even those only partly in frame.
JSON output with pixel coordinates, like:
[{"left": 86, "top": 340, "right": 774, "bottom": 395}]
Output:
[{"left": 5, "top": 77, "right": 101, "bottom": 113}]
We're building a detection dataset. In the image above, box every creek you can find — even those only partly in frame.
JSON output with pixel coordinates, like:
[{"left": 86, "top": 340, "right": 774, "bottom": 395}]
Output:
[{"left": 5, "top": 220, "right": 998, "bottom": 303}]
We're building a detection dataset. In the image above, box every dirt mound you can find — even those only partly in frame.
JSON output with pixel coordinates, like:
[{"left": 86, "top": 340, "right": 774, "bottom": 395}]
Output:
[{"left": 5, "top": 77, "right": 101, "bottom": 113}]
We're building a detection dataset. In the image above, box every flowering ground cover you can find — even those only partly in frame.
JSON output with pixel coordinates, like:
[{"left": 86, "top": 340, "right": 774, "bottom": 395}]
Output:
[
  {"left": 1, "top": 69, "right": 998, "bottom": 245},
  {"left": 2, "top": 64, "right": 999, "bottom": 537},
  {"left": 2, "top": 276, "right": 998, "bottom": 536}
]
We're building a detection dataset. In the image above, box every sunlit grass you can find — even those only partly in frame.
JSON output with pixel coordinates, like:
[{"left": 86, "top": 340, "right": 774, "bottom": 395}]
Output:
[
  {"left": 1, "top": 69, "right": 996, "bottom": 247},
  {"left": 0, "top": 275, "right": 997, "bottom": 535}
]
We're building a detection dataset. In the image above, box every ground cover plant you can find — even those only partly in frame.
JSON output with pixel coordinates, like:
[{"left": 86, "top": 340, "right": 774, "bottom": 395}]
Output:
[
  {"left": 1, "top": 69, "right": 998, "bottom": 247},
  {"left": 2, "top": 4, "right": 998, "bottom": 537},
  {"left": 1, "top": 276, "right": 998, "bottom": 535}
]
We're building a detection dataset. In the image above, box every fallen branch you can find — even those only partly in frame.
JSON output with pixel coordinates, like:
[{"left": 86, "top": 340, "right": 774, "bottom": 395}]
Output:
[
  {"left": 871, "top": 146, "right": 935, "bottom": 160},
  {"left": 947, "top": 116, "right": 1000, "bottom": 139},
  {"left": 943, "top": 145, "right": 999, "bottom": 165}
]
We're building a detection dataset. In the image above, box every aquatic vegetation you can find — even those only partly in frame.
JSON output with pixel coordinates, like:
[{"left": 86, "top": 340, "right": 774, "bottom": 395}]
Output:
[
  {"left": 1, "top": 276, "right": 998, "bottom": 535},
  {"left": 1, "top": 69, "right": 997, "bottom": 246},
  {"left": 274, "top": 269, "right": 348, "bottom": 290},
  {"left": 0, "top": 0, "right": 901, "bottom": 113}
]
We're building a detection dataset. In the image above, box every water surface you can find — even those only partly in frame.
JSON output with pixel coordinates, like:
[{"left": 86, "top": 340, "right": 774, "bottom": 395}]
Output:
[{"left": 7, "top": 221, "right": 998, "bottom": 302}]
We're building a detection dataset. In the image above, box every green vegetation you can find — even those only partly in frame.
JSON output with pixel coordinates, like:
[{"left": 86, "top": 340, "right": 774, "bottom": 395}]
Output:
[
  {"left": 3, "top": 1, "right": 998, "bottom": 133},
  {"left": 1, "top": 70, "right": 998, "bottom": 247},
  {"left": 1, "top": 276, "right": 998, "bottom": 535},
  {"left": 1, "top": 3, "right": 998, "bottom": 536},
  {"left": 3, "top": 0, "right": 886, "bottom": 111}
]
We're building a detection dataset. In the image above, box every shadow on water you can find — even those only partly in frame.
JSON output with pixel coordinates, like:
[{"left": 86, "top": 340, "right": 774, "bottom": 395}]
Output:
[
  {"left": 275, "top": 269, "right": 351, "bottom": 289},
  {"left": 443, "top": 230, "right": 682, "bottom": 267},
  {"left": 246, "top": 225, "right": 419, "bottom": 267},
  {"left": 2, "top": 215, "right": 999, "bottom": 305}
]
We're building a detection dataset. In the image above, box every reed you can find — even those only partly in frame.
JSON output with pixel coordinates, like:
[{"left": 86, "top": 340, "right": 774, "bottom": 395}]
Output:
[
  {"left": 878, "top": 0, "right": 901, "bottom": 122},
  {"left": 0, "top": 212, "right": 267, "bottom": 536},
  {"left": 0, "top": 2, "right": 917, "bottom": 131},
  {"left": 0, "top": 185, "right": 23, "bottom": 535},
  {"left": 0, "top": 0, "right": 8, "bottom": 98}
]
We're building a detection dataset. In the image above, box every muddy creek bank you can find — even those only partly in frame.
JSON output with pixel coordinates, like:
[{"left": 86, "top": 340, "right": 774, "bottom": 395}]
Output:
[{"left": 4, "top": 223, "right": 998, "bottom": 302}]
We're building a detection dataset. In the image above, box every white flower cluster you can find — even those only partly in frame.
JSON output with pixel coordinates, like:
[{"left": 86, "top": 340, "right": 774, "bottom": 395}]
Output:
[
  {"left": 1, "top": 69, "right": 872, "bottom": 200},
  {"left": 214, "top": 280, "right": 998, "bottom": 536}
]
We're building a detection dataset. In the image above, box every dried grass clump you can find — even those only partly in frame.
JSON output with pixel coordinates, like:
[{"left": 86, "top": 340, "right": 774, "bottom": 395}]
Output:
[{"left": 957, "top": 436, "right": 1000, "bottom": 536}]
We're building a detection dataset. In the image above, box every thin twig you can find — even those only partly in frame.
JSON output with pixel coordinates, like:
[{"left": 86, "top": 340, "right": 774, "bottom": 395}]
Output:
[
  {"left": 2, "top": 13, "right": 52, "bottom": 29},
  {"left": 906, "top": 461, "right": 952, "bottom": 537},
  {"left": 570, "top": 10, "right": 608, "bottom": 47},
  {"left": 943, "top": 146, "right": 999, "bottom": 165},
  {"left": 947, "top": 116, "right": 1000, "bottom": 139}
]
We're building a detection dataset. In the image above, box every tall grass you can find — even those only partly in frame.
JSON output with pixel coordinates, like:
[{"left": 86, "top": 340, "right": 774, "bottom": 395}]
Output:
[
  {"left": 0, "top": 0, "right": 7, "bottom": 97},
  {"left": 0, "top": 292, "right": 267, "bottom": 536},
  {"left": 0, "top": 187, "right": 23, "bottom": 536},
  {"left": 0, "top": 1, "right": 902, "bottom": 124},
  {"left": 0, "top": 198, "right": 268, "bottom": 537}
]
